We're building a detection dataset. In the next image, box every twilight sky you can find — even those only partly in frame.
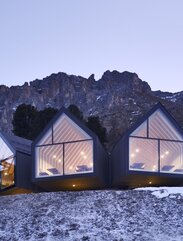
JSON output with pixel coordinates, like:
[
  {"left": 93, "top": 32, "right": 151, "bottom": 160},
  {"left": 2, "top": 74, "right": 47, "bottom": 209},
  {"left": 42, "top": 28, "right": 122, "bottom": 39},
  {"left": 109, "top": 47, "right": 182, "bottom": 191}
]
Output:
[{"left": 0, "top": 0, "right": 183, "bottom": 92}]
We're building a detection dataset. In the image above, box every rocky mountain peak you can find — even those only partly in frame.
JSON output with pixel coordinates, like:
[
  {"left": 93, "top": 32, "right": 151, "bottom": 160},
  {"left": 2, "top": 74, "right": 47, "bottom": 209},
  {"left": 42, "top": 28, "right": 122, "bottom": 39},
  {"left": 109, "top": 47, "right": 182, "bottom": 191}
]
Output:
[
  {"left": 100, "top": 70, "right": 151, "bottom": 93},
  {"left": 0, "top": 70, "right": 182, "bottom": 151}
]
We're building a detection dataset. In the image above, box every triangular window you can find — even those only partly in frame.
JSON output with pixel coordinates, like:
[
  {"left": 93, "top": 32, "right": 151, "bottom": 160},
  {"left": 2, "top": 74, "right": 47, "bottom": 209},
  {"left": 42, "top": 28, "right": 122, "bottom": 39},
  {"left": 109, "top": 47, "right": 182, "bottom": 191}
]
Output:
[
  {"left": 53, "top": 114, "right": 91, "bottom": 143},
  {"left": 0, "top": 136, "right": 13, "bottom": 160},
  {"left": 149, "top": 110, "right": 183, "bottom": 141},
  {"left": 131, "top": 120, "right": 147, "bottom": 137},
  {"left": 37, "top": 113, "right": 91, "bottom": 146}
]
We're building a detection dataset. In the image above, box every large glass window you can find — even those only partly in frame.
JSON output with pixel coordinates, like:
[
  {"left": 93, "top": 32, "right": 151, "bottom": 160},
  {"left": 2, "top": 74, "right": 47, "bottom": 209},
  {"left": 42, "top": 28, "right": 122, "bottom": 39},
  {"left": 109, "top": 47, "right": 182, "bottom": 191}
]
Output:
[
  {"left": 64, "top": 141, "right": 93, "bottom": 175},
  {"left": 53, "top": 114, "right": 90, "bottom": 143},
  {"left": 131, "top": 121, "right": 147, "bottom": 137},
  {"left": 36, "top": 145, "right": 63, "bottom": 177},
  {"left": 1, "top": 157, "right": 15, "bottom": 189},
  {"left": 0, "top": 137, "right": 15, "bottom": 190},
  {"left": 149, "top": 110, "right": 183, "bottom": 141},
  {"left": 37, "top": 129, "right": 52, "bottom": 145},
  {"left": 129, "top": 109, "right": 183, "bottom": 174},
  {"left": 160, "top": 141, "right": 183, "bottom": 174},
  {"left": 35, "top": 113, "right": 93, "bottom": 177},
  {"left": 129, "top": 137, "right": 158, "bottom": 172}
]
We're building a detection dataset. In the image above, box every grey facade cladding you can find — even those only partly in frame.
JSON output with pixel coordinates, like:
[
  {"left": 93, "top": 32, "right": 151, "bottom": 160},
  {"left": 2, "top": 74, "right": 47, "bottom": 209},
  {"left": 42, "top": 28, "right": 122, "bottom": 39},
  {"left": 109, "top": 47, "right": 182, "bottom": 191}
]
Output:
[
  {"left": 2, "top": 132, "right": 32, "bottom": 154},
  {"left": 15, "top": 151, "right": 33, "bottom": 190}
]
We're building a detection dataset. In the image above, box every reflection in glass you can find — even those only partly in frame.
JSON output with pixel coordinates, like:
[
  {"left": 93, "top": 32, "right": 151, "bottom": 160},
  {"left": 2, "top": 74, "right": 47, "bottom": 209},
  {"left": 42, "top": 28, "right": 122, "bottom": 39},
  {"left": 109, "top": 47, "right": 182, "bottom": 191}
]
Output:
[
  {"left": 0, "top": 156, "right": 15, "bottom": 190},
  {"left": 0, "top": 136, "right": 15, "bottom": 190},
  {"left": 0, "top": 137, "right": 13, "bottom": 160}
]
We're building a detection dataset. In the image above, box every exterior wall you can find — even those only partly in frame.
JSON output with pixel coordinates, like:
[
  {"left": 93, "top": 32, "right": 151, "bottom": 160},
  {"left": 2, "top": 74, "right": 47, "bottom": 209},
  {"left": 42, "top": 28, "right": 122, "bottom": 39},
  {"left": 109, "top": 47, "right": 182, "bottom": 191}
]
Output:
[
  {"left": 111, "top": 135, "right": 128, "bottom": 187},
  {"left": 15, "top": 151, "right": 34, "bottom": 190},
  {"left": 95, "top": 138, "right": 108, "bottom": 187}
]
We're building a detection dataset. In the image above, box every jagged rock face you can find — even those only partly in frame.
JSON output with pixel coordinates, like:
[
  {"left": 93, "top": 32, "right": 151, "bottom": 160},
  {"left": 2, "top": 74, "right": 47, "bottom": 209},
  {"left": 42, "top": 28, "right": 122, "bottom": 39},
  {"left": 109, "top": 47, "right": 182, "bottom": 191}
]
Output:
[{"left": 0, "top": 70, "right": 182, "bottom": 151}]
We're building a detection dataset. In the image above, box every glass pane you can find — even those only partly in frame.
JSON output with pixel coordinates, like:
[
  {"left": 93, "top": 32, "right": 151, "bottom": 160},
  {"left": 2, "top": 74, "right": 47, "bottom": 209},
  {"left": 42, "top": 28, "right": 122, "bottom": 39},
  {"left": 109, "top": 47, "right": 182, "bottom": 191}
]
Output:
[
  {"left": 129, "top": 137, "right": 158, "bottom": 172},
  {"left": 53, "top": 114, "right": 91, "bottom": 143},
  {"left": 131, "top": 121, "right": 147, "bottom": 137},
  {"left": 149, "top": 110, "right": 183, "bottom": 141},
  {"left": 0, "top": 156, "right": 15, "bottom": 190},
  {"left": 36, "top": 145, "right": 63, "bottom": 177},
  {"left": 37, "top": 129, "right": 52, "bottom": 145},
  {"left": 0, "top": 136, "right": 14, "bottom": 160},
  {"left": 64, "top": 140, "right": 93, "bottom": 175},
  {"left": 160, "top": 141, "right": 183, "bottom": 174}
]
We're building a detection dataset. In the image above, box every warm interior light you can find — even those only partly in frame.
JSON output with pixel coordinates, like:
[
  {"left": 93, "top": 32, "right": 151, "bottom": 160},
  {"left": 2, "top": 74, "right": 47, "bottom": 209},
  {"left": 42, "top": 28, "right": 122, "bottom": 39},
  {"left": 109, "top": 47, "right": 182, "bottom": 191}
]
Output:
[
  {"left": 149, "top": 181, "right": 152, "bottom": 184},
  {"left": 152, "top": 165, "right": 157, "bottom": 171},
  {"left": 80, "top": 151, "right": 84, "bottom": 155},
  {"left": 84, "top": 155, "right": 87, "bottom": 159},
  {"left": 53, "top": 155, "right": 56, "bottom": 158},
  {"left": 89, "top": 163, "right": 93, "bottom": 167},
  {"left": 58, "top": 159, "right": 61, "bottom": 163},
  {"left": 135, "top": 148, "right": 140, "bottom": 153},
  {"left": 165, "top": 151, "right": 169, "bottom": 155},
  {"left": 131, "top": 153, "right": 135, "bottom": 158},
  {"left": 69, "top": 166, "right": 73, "bottom": 170},
  {"left": 161, "top": 155, "right": 164, "bottom": 159},
  {"left": 72, "top": 184, "right": 76, "bottom": 187},
  {"left": 4, "top": 172, "right": 8, "bottom": 176}
]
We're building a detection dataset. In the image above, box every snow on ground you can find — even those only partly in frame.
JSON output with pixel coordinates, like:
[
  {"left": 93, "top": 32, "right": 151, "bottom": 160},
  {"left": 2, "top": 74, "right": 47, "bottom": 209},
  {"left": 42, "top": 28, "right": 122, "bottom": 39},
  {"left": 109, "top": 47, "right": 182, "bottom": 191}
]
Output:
[
  {"left": 136, "top": 186, "right": 183, "bottom": 199},
  {"left": 0, "top": 190, "right": 183, "bottom": 241}
]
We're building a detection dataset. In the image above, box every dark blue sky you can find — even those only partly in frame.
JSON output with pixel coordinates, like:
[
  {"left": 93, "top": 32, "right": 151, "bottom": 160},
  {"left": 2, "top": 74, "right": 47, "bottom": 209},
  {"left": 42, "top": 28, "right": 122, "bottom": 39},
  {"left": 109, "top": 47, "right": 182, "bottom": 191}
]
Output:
[{"left": 0, "top": 0, "right": 183, "bottom": 92}]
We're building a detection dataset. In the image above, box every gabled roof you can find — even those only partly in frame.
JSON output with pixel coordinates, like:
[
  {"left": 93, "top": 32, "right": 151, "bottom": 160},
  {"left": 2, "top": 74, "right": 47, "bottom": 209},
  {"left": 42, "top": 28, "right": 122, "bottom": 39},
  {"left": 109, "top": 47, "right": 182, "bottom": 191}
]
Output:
[
  {"left": 127, "top": 102, "right": 183, "bottom": 138},
  {"left": 0, "top": 132, "right": 32, "bottom": 154},
  {"left": 33, "top": 106, "right": 98, "bottom": 146},
  {"left": 111, "top": 102, "right": 183, "bottom": 153}
]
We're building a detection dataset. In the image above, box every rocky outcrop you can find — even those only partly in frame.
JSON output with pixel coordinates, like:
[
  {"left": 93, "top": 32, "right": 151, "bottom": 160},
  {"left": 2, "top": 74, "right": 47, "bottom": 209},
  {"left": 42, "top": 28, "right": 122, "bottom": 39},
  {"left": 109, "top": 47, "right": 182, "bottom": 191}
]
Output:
[{"left": 0, "top": 70, "right": 182, "bottom": 150}]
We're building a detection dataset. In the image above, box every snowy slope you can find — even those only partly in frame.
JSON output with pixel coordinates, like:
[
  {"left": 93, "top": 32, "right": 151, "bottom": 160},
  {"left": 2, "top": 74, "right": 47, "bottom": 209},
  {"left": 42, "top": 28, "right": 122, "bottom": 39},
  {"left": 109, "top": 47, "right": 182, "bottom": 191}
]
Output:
[{"left": 0, "top": 189, "right": 183, "bottom": 241}]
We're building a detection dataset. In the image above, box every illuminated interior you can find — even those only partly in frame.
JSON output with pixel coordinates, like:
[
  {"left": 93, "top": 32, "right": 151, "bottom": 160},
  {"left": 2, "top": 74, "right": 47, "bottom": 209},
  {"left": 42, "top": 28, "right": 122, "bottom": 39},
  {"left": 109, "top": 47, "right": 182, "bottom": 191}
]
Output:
[
  {"left": 0, "top": 136, "right": 15, "bottom": 190},
  {"left": 129, "top": 138, "right": 158, "bottom": 172},
  {"left": 129, "top": 109, "right": 183, "bottom": 174},
  {"left": 36, "top": 113, "right": 93, "bottom": 177}
]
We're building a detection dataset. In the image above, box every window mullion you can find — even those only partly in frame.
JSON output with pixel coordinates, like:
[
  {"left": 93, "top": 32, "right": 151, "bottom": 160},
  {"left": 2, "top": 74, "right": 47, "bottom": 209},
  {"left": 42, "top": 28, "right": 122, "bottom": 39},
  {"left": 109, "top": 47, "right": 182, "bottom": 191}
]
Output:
[
  {"left": 158, "top": 140, "right": 160, "bottom": 173},
  {"left": 63, "top": 143, "right": 65, "bottom": 175}
]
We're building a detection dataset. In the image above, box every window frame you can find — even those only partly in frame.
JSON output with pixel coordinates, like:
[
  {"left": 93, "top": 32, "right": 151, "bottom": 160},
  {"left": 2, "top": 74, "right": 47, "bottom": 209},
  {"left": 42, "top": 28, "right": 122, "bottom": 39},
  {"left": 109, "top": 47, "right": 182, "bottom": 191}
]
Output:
[
  {"left": 0, "top": 155, "right": 16, "bottom": 190},
  {"left": 129, "top": 111, "right": 183, "bottom": 175},
  {"left": 36, "top": 139, "right": 94, "bottom": 178}
]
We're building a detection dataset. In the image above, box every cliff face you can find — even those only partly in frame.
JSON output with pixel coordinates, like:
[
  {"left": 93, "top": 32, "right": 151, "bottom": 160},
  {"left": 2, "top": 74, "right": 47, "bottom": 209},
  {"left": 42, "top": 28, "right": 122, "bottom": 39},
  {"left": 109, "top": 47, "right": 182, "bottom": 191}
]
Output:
[{"left": 0, "top": 70, "right": 183, "bottom": 150}]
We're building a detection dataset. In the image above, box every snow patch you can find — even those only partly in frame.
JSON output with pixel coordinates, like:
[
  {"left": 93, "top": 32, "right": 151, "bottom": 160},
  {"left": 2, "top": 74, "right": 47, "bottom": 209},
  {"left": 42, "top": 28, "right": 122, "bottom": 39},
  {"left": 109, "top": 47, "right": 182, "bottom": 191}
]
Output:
[
  {"left": 96, "top": 95, "right": 101, "bottom": 100},
  {"left": 135, "top": 186, "right": 183, "bottom": 198},
  {"left": 161, "top": 92, "right": 182, "bottom": 103}
]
